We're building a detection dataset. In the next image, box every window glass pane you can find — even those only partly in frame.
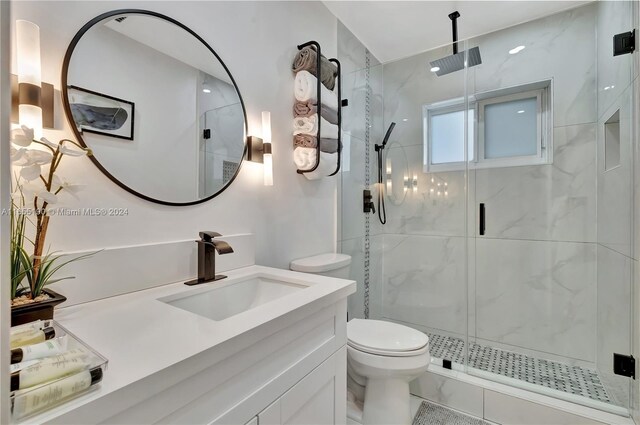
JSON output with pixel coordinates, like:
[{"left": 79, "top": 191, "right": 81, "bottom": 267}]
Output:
[
  {"left": 430, "top": 110, "right": 474, "bottom": 164},
  {"left": 484, "top": 97, "right": 537, "bottom": 159}
]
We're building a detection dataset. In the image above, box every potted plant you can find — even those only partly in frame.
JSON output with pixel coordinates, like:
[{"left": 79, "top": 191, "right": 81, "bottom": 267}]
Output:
[{"left": 10, "top": 126, "right": 94, "bottom": 325}]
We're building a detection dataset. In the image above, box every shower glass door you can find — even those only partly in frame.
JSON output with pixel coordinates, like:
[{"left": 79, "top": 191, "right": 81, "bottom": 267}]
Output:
[
  {"left": 464, "top": 1, "right": 635, "bottom": 413},
  {"left": 379, "top": 41, "right": 470, "bottom": 372}
]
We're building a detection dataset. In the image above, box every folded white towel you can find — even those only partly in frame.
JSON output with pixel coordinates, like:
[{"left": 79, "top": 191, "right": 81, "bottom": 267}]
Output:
[
  {"left": 304, "top": 152, "right": 338, "bottom": 180},
  {"left": 293, "top": 147, "right": 338, "bottom": 179},
  {"left": 294, "top": 70, "right": 338, "bottom": 111},
  {"left": 293, "top": 147, "right": 317, "bottom": 169},
  {"left": 292, "top": 114, "right": 339, "bottom": 139}
]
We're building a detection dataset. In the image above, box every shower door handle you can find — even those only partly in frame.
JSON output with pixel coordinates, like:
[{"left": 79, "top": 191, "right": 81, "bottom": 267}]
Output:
[{"left": 479, "top": 203, "right": 485, "bottom": 236}]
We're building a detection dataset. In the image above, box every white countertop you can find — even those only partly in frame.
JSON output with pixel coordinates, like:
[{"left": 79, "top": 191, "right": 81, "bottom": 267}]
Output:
[{"left": 22, "top": 265, "right": 355, "bottom": 424}]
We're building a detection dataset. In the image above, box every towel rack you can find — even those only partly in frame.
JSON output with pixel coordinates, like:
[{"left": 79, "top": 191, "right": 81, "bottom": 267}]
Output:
[{"left": 295, "top": 41, "right": 343, "bottom": 176}]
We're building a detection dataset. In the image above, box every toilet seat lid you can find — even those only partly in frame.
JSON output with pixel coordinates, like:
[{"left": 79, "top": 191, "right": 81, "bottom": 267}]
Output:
[
  {"left": 347, "top": 319, "right": 429, "bottom": 355},
  {"left": 290, "top": 253, "right": 351, "bottom": 273}
]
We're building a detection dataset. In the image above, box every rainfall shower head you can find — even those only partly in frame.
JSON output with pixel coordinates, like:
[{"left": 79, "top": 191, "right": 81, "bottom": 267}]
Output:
[{"left": 430, "top": 11, "right": 482, "bottom": 77}]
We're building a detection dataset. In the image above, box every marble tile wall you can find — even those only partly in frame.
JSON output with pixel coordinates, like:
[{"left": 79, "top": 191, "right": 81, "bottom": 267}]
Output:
[{"left": 475, "top": 238, "right": 596, "bottom": 362}]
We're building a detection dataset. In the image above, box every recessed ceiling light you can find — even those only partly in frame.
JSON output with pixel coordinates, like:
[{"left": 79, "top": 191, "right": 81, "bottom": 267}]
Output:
[
  {"left": 402, "top": 118, "right": 408, "bottom": 122},
  {"left": 604, "top": 85, "right": 615, "bottom": 91},
  {"left": 517, "top": 110, "right": 525, "bottom": 114},
  {"left": 202, "top": 88, "right": 211, "bottom": 93},
  {"left": 509, "top": 45, "right": 525, "bottom": 55},
  {"left": 430, "top": 66, "right": 440, "bottom": 73}
]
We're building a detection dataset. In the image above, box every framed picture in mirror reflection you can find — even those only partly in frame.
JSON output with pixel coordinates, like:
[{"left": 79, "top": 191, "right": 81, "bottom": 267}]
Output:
[{"left": 68, "top": 85, "right": 135, "bottom": 140}]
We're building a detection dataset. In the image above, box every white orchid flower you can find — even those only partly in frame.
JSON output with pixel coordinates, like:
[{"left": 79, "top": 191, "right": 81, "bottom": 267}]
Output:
[
  {"left": 12, "top": 148, "right": 53, "bottom": 167},
  {"left": 25, "top": 150, "right": 53, "bottom": 165},
  {"left": 10, "top": 147, "right": 27, "bottom": 163},
  {"left": 22, "top": 181, "right": 58, "bottom": 206},
  {"left": 39, "top": 137, "right": 59, "bottom": 149},
  {"left": 51, "top": 175, "right": 85, "bottom": 199},
  {"left": 20, "top": 164, "right": 42, "bottom": 181},
  {"left": 21, "top": 181, "right": 44, "bottom": 202},
  {"left": 35, "top": 190, "right": 58, "bottom": 205},
  {"left": 59, "top": 141, "right": 89, "bottom": 157},
  {"left": 10, "top": 126, "right": 34, "bottom": 147}
]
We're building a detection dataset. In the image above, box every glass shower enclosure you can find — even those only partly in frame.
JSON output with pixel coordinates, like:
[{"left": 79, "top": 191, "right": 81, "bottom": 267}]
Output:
[{"left": 339, "top": 0, "right": 637, "bottom": 416}]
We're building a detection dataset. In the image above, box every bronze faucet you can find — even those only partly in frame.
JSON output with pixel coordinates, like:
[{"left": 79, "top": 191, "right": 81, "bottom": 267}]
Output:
[{"left": 185, "top": 231, "right": 234, "bottom": 285}]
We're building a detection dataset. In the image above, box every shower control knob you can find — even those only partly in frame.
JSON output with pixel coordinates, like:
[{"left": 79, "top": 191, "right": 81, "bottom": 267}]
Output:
[{"left": 363, "top": 190, "right": 375, "bottom": 214}]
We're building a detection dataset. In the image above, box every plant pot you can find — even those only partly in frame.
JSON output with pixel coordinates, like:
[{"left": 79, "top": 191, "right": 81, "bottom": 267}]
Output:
[{"left": 11, "top": 289, "right": 67, "bottom": 326}]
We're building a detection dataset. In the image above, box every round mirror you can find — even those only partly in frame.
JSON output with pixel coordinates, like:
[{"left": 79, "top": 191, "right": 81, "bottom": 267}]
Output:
[{"left": 62, "top": 10, "right": 247, "bottom": 205}]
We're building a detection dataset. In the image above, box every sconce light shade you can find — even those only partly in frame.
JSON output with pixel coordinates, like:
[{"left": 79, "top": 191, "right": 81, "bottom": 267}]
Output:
[
  {"left": 16, "top": 20, "right": 42, "bottom": 138},
  {"left": 246, "top": 112, "right": 273, "bottom": 186},
  {"left": 262, "top": 111, "right": 273, "bottom": 186}
]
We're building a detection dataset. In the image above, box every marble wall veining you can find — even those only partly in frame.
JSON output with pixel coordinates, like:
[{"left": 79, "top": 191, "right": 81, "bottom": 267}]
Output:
[{"left": 475, "top": 238, "right": 597, "bottom": 362}]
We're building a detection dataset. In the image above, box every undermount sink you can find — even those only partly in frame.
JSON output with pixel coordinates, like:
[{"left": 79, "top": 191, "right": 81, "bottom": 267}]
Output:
[{"left": 159, "top": 275, "right": 307, "bottom": 321}]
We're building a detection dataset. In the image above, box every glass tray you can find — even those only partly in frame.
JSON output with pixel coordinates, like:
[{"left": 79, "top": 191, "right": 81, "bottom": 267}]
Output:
[{"left": 10, "top": 319, "right": 108, "bottom": 421}]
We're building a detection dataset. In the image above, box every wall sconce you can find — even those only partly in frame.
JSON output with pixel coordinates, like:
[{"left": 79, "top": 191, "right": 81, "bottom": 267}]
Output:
[
  {"left": 247, "top": 111, "right": 273, "bottom": 186},
  {"left": 12, "top": 20, "right": 54, "bottom": 137},
  {"left": 412, "top": 175, "right": 418, "bottom": 192}
]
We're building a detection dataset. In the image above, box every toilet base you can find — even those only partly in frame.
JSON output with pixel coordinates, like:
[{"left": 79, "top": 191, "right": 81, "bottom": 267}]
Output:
[{"left": 362, "top": 378, "right": 411, "bottom": 425}]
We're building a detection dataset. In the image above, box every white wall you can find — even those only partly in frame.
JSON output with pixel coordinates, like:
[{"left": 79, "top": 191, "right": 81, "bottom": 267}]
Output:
[{"left": 9, "top": 1, "right": 339, "bottom": 297}]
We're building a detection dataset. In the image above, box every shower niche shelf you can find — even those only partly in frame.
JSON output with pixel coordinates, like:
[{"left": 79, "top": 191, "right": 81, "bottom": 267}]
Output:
[{"left": 293, "top": 40, "right": 343, "bottom": 178}]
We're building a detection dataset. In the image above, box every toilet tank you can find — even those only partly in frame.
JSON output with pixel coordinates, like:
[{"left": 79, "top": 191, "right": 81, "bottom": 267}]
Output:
[{"left": 290, "top": 253, "right": 352, "bottom": 280}]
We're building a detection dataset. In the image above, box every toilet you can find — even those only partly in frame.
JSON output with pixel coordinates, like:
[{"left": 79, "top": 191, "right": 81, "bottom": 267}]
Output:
[{"left": 290, "top": 253, "right": 430, "bottom": 425}]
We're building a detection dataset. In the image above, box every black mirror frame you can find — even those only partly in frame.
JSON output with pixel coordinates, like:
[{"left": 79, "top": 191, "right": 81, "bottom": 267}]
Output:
[{"left": 61, "top": 9, "right": 248, "bottom": 206}]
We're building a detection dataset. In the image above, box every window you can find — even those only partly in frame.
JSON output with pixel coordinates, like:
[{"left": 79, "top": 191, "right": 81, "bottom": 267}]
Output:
[
  {"left": 423, "top": 100, "right": 474, "bottom": 172},
  {"left": 424, "top": 81, "right": 552, "bottom": 172}
]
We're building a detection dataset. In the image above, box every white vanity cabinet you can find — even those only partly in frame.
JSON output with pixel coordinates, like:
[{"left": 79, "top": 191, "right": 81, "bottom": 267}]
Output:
[
  {"left": 41, "top": 285, "right": 351, "bottom": 425},
  {"left": 257, "top": 347, "right": 346, "bottom": 425}
]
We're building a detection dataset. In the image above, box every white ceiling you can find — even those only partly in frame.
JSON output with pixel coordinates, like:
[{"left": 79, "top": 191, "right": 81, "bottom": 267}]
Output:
[{"left": 324, "top": 1, "right": 592, "bottom": 63}]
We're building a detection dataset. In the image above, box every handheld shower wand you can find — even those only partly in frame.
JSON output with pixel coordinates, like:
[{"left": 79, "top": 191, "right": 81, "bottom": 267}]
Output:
[
  {"left": 375, "top": 122, "right": 396, "bottom": 152},
  {"left": 374, "top": 122, "right": 396, "bottom": 225}
]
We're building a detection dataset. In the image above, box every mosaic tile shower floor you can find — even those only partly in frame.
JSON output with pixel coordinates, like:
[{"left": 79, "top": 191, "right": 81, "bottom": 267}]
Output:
[{"left": 427, "top": 333, "right": 614, "bottom": 405}]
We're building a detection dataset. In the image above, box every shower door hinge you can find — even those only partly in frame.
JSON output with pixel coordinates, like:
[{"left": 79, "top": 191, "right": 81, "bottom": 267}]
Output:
[
  {"left": 613, "top": 353, "right": 635, "bottom": 379},
  {"left": 613, "top": 29, "right": 635, "bottom": 56}
]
